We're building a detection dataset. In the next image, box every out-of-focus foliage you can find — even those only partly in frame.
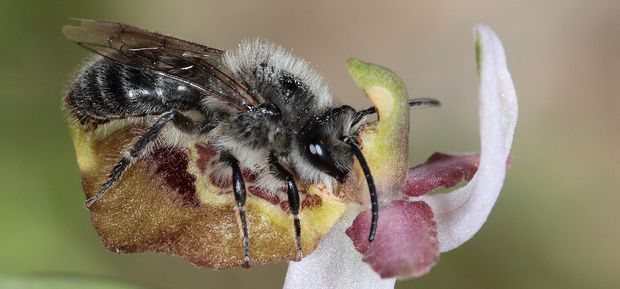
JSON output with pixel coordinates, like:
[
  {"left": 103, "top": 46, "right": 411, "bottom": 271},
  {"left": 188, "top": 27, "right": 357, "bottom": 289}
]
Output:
[
  {"left": 0, "top": 276, "right": 151, "bottom": 289},
  {"left": 1, "top": 1, "right": 618, "bottom": 289}
]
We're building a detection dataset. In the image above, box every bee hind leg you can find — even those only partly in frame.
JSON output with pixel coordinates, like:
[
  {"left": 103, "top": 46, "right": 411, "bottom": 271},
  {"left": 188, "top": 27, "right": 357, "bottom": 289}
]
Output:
[
  {"left": 221, "top": 153, "right": 252, "bottom": 268},
  {"left": 85, "top": 110, "right": 199, "bottom": 207},
  {"left": 268, "top": 153, "right": 303, "bottom": 261}
]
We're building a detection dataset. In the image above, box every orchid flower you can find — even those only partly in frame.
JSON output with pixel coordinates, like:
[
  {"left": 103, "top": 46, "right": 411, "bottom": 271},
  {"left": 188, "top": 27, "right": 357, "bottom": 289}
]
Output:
[
  {"left": 283, "top": 24, "right": 518, "bottom": 289},
  {"left": 66, "top": 22, "right": 516, "bottom": 289}
]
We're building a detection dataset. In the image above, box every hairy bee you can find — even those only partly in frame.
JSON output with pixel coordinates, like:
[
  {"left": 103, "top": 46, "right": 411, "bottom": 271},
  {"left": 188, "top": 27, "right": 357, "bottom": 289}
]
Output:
[{"left": 63, "top": 19, "right": 438, "bottom": 266}]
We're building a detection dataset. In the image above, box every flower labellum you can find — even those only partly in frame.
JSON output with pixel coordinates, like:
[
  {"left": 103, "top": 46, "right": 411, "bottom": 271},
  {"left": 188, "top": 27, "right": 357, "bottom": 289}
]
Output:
[{"left": 67, "top": 102, "right": 350, "bottom": 269}]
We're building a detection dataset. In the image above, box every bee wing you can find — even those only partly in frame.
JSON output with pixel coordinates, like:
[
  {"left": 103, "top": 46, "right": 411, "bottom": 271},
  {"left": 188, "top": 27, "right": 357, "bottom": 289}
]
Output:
[{"left": 63, "top": 19, "right": 256, "bottom": 111}]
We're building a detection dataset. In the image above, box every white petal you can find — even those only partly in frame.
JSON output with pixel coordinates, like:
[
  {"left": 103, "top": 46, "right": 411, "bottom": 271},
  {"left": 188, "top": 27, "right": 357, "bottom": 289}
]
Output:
[
  {"left": 284, "top": 211, "right": 396, "bottom": 289},
  {"left": 421, "top": 24, "right": 518, "bottom": 252}
]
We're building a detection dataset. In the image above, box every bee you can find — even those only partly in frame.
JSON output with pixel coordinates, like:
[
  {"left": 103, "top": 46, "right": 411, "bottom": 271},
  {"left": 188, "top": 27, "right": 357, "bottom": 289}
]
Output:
[{"left": 63, "top": 19, "right": 439, "bottom": 266}]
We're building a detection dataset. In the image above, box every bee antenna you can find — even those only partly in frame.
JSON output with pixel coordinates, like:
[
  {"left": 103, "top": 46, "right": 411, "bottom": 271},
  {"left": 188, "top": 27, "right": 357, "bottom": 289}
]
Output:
[
  {"left": 344, "top": 137, "right": 378, "bottom": 242},
  {"left": 353, "top": 98, "right": 441, "bottom": 124}
]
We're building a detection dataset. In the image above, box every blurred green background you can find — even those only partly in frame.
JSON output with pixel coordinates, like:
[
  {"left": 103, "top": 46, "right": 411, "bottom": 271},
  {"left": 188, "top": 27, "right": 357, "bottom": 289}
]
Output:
[{"left": 1, "top": 0, "right": 618, "bottom": 288}]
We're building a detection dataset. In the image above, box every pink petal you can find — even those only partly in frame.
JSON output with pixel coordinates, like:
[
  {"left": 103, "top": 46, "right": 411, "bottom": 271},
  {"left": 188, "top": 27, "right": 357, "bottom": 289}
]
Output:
[
  {"left": 284, "top": 212, "right": 396, "bottom": 289},
  {"left": 420, "top": 24, "right": 518, "bottom": 252},
  {"left": 404, "top": 153, "right": 480, "bottom": 197},
  {"left": 345, "top": 200, "right": 439, "bottom": 278}
]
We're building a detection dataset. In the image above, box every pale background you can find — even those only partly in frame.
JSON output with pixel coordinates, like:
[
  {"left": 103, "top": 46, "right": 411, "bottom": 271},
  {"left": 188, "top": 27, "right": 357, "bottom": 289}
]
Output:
[{"left": 0, "top": 0, "right": 618, "bottom": 288}]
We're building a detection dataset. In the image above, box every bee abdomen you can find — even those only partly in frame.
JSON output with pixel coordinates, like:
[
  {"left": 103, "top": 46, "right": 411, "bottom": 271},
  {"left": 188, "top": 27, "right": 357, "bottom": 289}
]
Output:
[{"left": 66, "top": 57, "right": 202, "bottom": 125}]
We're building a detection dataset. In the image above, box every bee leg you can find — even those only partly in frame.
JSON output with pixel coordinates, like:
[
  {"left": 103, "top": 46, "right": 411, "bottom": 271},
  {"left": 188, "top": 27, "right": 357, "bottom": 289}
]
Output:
[
  {"left": 268, "top": 153, "right": 302, "bottom": 261},
  {"left": 85, "top": 111, "right": 190, "bottom": 207},
  {"left": 221, "top": 153, "right": 251, "bottom": 268},
  {"left": 196, "top": 122, "right": 216, "bottom": 134}
]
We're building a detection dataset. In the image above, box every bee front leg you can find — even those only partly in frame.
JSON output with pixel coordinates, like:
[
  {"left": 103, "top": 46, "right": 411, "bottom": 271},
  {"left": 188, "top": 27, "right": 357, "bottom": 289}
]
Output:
[
  {"left": 268, "top": 153, "right": 302, "bottom": 261},
  {"left": 221, "top": 153, "right": 252, "bottom": 268}
]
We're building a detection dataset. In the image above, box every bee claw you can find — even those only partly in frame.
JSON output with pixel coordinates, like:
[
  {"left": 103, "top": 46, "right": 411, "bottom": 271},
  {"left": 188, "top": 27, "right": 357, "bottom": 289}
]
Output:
[
  {"left": 242, "top": 257, "right": 252, "bottom": 269},
  {"left": 84, "top": 196, "right": 98, "bottom": 208}
]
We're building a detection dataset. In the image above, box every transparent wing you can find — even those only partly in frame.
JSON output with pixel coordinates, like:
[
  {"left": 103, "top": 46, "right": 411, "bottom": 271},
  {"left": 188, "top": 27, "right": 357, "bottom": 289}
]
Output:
[{"left": 63, "top": 19, "right": 257, "bottom": 111}]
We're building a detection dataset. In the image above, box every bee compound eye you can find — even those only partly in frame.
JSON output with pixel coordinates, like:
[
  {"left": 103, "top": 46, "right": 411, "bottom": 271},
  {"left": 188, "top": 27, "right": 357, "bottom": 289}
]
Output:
[{"left": 304, "top": 141, "right": 347, "bottom": 181}]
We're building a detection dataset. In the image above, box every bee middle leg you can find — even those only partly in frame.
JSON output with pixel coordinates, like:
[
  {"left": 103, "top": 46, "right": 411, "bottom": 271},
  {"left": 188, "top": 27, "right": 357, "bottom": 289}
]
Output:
[
  {"left": 268, "top": 153, "right": 302, "bottom": 261},
  {"left": 220, "top": 153, "right": 252, "bottom": 268},
  {"left": 85, "top": 110, "right": 202, "bottom": 207}
]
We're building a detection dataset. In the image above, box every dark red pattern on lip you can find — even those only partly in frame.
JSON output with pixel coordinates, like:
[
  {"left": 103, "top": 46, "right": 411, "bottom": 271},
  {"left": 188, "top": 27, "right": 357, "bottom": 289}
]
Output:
[
  {"left": 249, "top": 186, "right": 281, "bottom": 205},
  {"left": 195, "top": 143, "right": 218, "bottom": 173},
  {"left": 301, "top": 193, "right": 322, "bottom": 210},
  {"left": 151, "top": 147, "right": 200, "bottom": 207},
  {"left": 242, "top": 168, "right": 258, "bottom": 183},
  {"left": 209, "top": 172, "right": 231, "bottom": 188}
]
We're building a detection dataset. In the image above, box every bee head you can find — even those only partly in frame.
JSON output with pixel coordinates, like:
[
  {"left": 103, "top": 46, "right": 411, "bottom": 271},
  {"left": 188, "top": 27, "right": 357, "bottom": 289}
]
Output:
[{"left": 298, "top": 105, "right": 364, "bottom": 182}]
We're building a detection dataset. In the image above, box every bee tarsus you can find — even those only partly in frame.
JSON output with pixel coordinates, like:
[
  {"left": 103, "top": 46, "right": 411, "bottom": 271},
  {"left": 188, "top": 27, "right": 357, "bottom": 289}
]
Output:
[
  {"left": 222, "top": 153, "right": 252, "bottom": 267},
  {"left": 268, "top": 153, "right": 303, "bottom": 261}
]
